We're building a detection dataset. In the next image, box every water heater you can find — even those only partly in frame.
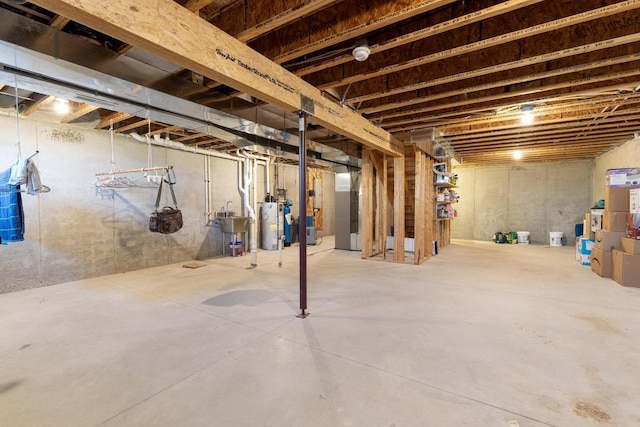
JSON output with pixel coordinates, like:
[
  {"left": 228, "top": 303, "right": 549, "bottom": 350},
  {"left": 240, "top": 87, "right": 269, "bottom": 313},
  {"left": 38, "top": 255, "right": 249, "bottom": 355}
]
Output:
[{"left": 261, "top": 203, "right": 283, "bottom": 250}]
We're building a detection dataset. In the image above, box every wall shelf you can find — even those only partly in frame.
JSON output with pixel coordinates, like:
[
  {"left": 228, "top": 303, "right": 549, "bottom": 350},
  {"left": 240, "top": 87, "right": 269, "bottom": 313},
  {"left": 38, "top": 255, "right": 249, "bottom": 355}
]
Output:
[{"left": 434, "top": 182, "right": 458, "bottom": 188}]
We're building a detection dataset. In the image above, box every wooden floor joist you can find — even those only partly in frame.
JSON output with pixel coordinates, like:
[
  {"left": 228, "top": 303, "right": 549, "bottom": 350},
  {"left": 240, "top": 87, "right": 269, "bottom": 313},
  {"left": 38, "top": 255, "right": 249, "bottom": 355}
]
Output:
[
  {"left": 31, "top": 0, "right": 403, "bottom": 157},
  {"left": 316, "top": 1, "right": 640, "bottom": 90},
  {"left": 295, "top": 0, "right": 544, "bottom": 77}
]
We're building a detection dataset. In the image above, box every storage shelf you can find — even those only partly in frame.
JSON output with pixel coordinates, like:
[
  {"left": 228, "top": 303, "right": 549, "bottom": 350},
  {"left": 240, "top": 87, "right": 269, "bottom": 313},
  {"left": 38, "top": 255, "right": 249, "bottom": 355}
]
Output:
[
  {"left": 434, "top": 182, "right": 458, "bottom": 188},
  {"left": 436, "top": 218, "right": 452, "bottom": 221},
  {"left": 436, "top": 200, "right": 456, "bottom": 204}
]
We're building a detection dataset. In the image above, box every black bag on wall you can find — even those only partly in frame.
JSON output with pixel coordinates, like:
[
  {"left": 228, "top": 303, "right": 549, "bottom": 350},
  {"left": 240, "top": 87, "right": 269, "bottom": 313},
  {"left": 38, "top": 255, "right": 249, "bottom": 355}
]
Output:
[{"left": 149, "top": 169, "right": 183, "bottom": 234}]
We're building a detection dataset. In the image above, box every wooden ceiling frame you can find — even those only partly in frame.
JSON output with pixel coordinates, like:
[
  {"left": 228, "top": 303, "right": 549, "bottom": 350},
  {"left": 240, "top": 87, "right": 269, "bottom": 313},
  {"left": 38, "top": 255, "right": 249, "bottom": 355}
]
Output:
[
  {"left": 268, "top": 0, "right": 459, "bottom": 65},
  {"left": 447, "top": 122, "right": 640, "bottom": 146},
  {"left": 294, "top": 0, "right": 544, "bottom": 77},
  {"left": 22, "top": 94, "right": 55, "bottom": 116},
  {"left": 440, "top": 96, "right": 640, "bottom": 133},
  {"left": 60, "top": 103, "right": 98, "bottom": 123},
  {"left": 313, "top": 1, "right": 640, "bottom": 90},
  {"left": 382, "top": 81, "right": 640, "bottom": 129},
  {"left": 360, "top": 54, "right": 640, "bottom": 115},
  {"left": 371, "top": 70, "right": 640, "bottom": 124},
  {"left": 95, "top": 112, "right": 133, "bottom": 129},
  {"left": 30, "top": 0, "right": 403, "bottom": 157}
]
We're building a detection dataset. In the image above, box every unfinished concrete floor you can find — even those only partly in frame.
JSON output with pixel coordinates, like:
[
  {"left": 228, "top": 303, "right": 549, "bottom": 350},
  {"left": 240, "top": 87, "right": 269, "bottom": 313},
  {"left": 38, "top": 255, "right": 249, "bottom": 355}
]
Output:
[{"left": 1, "top": 239, "right": 640, "bottom": 427}]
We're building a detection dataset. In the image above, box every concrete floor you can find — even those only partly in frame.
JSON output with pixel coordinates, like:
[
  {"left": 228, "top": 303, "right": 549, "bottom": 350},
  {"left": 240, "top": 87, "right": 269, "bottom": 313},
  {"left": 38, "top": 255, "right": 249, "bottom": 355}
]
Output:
[{"left": 2, "top": 238, "right": 640, "bottom": 427}]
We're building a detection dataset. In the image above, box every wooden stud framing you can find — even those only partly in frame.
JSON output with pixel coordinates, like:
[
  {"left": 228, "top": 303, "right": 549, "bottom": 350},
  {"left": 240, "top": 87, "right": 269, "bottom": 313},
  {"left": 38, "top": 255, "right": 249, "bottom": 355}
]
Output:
[
  {"left": 393, "top": 156, "right": 405, "bottom": 263},
  {"left": 361, "top": 148, "right": 374, "bottom": 259}
]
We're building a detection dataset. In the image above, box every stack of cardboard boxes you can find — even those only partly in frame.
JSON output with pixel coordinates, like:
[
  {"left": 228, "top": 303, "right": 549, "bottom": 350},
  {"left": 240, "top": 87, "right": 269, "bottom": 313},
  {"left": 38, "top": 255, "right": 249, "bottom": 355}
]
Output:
[{"left": 590, "top": 168, "right": 640, "bottom": 287}]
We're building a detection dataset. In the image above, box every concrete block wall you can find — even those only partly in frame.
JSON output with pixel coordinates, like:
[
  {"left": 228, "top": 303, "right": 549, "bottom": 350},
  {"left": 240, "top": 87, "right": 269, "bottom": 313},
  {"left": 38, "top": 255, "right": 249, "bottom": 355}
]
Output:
[
  {"left": 452, "top": 160, "right": 593, "bottom": 244},
  {"left": 0, "top": 114, "right": 335, "bottom": 293},
  {"left": 593, "top": 138, "right": 640, "bottom": 201}
]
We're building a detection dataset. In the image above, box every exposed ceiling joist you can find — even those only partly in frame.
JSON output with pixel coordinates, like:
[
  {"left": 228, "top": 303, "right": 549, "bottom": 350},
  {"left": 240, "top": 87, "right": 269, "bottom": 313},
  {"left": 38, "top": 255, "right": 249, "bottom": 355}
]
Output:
[
  {"left": 295, "top": 0, "right": 545, "bottom": 77},
  {"left": 30, "top": 0, "right": 403, "bottom": 157},
  {"left": 317, "top": 1, "right": 640, "bottom": 90}
]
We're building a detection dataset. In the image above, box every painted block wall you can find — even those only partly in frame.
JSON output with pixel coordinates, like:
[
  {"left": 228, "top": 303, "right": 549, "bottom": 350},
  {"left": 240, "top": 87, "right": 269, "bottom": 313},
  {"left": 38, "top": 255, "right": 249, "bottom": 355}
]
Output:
[
  {"left": 0, "top": 115, "right": 335, "bottom": 293},
  {"left": 592, "top": 138, "right": 640, "bottom": 201},
  {"left": 452, "top": 160, "right": 593, "bottom": 244}
]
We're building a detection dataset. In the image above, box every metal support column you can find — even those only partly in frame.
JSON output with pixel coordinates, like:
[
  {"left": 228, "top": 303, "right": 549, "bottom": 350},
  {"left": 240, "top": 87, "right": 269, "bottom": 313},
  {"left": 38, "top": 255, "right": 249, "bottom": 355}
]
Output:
[{"left": 297, "top": 111, "right": 309, "bottom": 318}]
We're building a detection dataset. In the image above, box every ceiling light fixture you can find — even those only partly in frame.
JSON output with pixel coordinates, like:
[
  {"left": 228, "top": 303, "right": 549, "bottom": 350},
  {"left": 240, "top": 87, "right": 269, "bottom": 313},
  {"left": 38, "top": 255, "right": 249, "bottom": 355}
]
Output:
[
  {"left": 520, "top": 105, "right": 534, "bottom": 125},
  {"left": 54, "top": 97, "right": 70, "bottom": 115},
  {"left": 352, "top": 40, "right": 370, "bottom": 62},
  {"left": 513, "top": 150, "right": 523, "bottom": 160}
]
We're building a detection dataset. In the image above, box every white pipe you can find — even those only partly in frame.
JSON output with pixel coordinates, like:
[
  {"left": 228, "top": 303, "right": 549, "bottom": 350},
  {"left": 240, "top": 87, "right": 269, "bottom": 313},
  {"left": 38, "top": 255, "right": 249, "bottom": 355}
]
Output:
[
  {"left": 129, "top": 132, "right": 242, "bottom": 162},
  {"left": 204, "top": 156, "right": 211, "bottom": 226}
]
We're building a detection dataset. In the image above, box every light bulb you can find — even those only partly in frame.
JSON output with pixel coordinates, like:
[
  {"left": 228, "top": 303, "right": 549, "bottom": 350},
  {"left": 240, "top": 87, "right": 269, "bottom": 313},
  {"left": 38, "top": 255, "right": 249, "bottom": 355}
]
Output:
[
  {"left": 513, "top": 150, "right": 523, "bottom": 160},
  {"left": 54, "top": 98, "right": 70, "bottom": 115}
]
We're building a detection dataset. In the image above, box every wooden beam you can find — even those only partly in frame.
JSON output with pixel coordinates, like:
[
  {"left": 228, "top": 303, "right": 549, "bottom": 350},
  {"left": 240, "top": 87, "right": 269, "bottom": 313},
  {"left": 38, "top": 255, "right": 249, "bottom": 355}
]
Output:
[
  {"left": 361, "top": 148, "right": 374, "bottom": 258},
  {"left": 115, "top": 118, "right": 150, "bottom": 133},
  {"left": 61, "top": 103, "right": 98, "bottom": 123},
  {"left": 31, "top": 0, "right": 402, "bottom": 157},
  {"left": 22, "top": 95, "right": 55, "bottom": 116},
  {"left": 393, "top": 156, "right": 405, "bottom": 262},
  {"left": 373, "top": 69, "right": 640, "bottom": 122},
  {"left": 49, "top": 15, "right": 70, "bottom": 29},
  {"left": 384, "top": 80, "right": 640, "bottom": 130},
  {"left": 316, "top": 1, "right": 640, "bottom": 90},
  {"left": 415, "top": 96, "right": 640, "bottom": 132},
  {"left": 295, "top": 0, "right": 544, "bottom": 77},
  {"left": 382, "top": 154, "right": 389, "bottom": 259},
  {"left": 414, "top": 148, "right": 426, "bottom": 264},
  {"left": 183, "top": 0, "right": 214, "bottom": 12},
  {"left": 360, "top": 53, "right": 640, "bottom": 114},
  {"left": 448, "top": 122, "right": 640, "bottom": 146},
  {"left": 270, "top": 0, "right": 458, "bottom": 65},
  {"left": 146, "top": 124, "right": 181, "bottom": 136},
  {"left": 443, "top": 100, "right": 640, "bottom": 135},
  {"left": 95, "top": 112, "right": 133, "bottom": 129},
  {"left": 175, "top": 132, "right": 208, "bottom": 142},
  {"left": 236, "top": 0, "right": 338, "bottom": 43}
]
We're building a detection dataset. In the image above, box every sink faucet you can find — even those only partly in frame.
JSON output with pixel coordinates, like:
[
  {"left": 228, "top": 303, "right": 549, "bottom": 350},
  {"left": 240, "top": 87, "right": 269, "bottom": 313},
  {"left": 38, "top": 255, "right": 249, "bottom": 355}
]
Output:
[{"left": 226, "top": 201, "right": 233, "bottom": 214}]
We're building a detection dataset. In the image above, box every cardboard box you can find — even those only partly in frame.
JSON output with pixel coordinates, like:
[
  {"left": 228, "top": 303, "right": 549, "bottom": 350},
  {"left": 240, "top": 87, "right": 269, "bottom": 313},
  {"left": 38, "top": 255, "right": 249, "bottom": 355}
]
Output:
[
  {"left": 590, "top": 208, "right": 604, "bottom": 231},
  {"left": 605, "top": 168, "right": 640, "bottom": 187},
  {"left": 628, "top": 213, "right": 640, "bottom": 239},
  {"left": 603, "top": 211, "right": 628, "bottom": 231},
  {"left": 631, "top": 188, "right": 640, "bottom": 214},
  {"left": 621, "top": 237, "right": 640, "bottom": 254},
  {"left": 594, "top": 230, "right": 625, "bottom": 251},
  {"left": 577, "top": 253, "right": 591, "bottom": 266},
  {"left": 612, "top": 249, "right": 640, "bottom": 287},
  {"left": 577, "top": 238, "right": 595, "bottom": 254},
  {"left": 590, "top": 246, "right": 613, "bottom": 278},
  {"left": 604, "top": 187, "right": 638, "bottom": 212}
]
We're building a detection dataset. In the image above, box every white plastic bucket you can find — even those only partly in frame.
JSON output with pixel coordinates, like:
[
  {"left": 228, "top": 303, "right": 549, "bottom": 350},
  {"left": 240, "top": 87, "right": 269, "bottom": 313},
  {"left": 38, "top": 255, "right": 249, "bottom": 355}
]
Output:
[
  {"left": 517, "top": 231, "right": 530, "bottom": 244},
  {"left": 549, "top": 231, "right": 563, "bottom": 247}
]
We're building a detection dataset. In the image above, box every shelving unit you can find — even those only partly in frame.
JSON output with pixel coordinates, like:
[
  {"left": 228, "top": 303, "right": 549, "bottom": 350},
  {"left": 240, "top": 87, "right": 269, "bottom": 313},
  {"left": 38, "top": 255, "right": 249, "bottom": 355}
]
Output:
[{"left": 434, "top": 167, "right": 458, "bottom": 251}]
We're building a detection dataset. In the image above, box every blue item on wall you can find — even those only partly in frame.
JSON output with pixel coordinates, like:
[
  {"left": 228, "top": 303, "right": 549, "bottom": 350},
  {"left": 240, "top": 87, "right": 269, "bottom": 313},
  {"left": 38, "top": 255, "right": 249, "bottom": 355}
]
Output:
[
  {"left": 575, "top": 223, "right": 584, "bottom": 237},
  {"left": 283, "top": 199, "right": 293, "bottom": 246},
  {"left": 306, "top": 215, "right": 314, "bottom": 227},
  {"left": 0, "top": 167, "right": 25, "bottom": 244}
]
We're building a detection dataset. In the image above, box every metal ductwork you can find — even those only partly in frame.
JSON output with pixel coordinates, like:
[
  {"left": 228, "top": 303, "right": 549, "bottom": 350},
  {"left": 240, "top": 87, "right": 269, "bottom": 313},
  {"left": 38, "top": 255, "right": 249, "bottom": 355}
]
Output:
[{"left": 0, "top": 8, "right": 358, "bottom": 170}]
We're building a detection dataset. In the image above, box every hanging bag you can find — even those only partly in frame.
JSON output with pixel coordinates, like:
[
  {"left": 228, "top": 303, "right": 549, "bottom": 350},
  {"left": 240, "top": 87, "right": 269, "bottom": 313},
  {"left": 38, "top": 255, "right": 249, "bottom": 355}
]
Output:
[{"left": 149, "top": 168, "right": 183, "bottom": 234}]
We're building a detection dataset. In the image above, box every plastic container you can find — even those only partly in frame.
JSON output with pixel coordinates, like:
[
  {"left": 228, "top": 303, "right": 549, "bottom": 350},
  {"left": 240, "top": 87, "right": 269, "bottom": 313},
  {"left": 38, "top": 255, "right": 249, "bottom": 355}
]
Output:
[
  {"left": 229, "top": 241, "right": 244, "bottom": 256},
  {"left": 517, "top": 231, "right": 530, "bottom": 244},
  {"left": 549, "top": 232, "right": 563, "bottom": 247}
]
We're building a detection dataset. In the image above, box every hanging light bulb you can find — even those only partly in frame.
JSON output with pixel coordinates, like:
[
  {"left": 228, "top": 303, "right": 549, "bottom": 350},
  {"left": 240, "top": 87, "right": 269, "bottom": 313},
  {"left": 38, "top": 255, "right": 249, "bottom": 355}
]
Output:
[
  {"left": 513, "top": 150, "right": 523, "bottom": 160},
  {"left": 54, "top": 98, "right": 70, "bottom": 115}
]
